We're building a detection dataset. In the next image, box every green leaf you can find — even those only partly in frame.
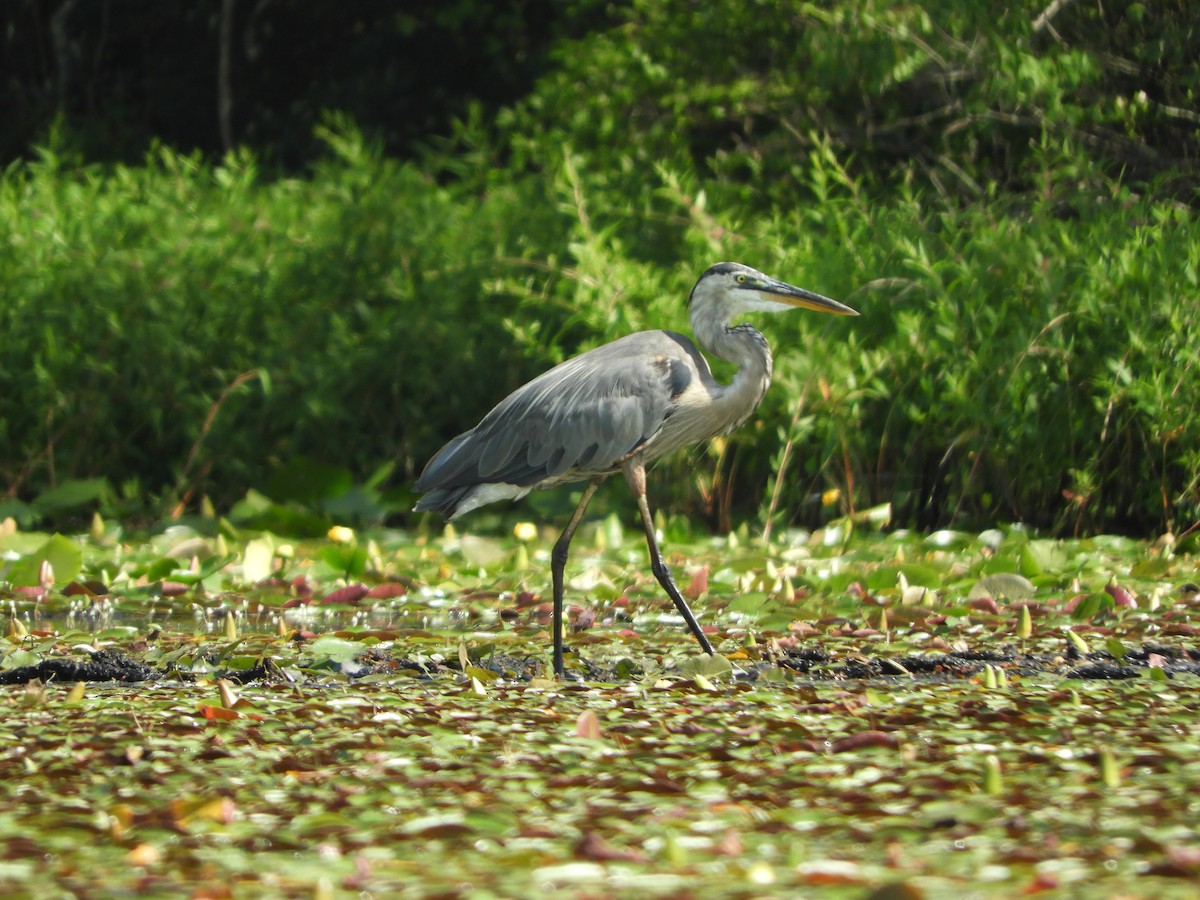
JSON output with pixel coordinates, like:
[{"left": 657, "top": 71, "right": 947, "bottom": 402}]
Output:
[
  {"left": 676, "top": 653, "right": 734, "bottom": 680},
  {"left": 143, "top": 556, "right": 181, "bottom": 582},
  {"left": 319, "top": 543, "right": 368, "bottom": 578},
  {"left": 7, "top": 534, "right": 83, "bottom": 586},
  {"left": 727, "top": 592, "right": 770, "bottom": 614},
  {"left": 465, "top": 665, "right": 501, "bottom": 684},
  {"left": 1, "top": 649, "right": 40, "bottom": 670},
  {"left": 967, "top": 573, "right": 1036, "bottom": 601},
  {"left": 306, "top": 635, "right": 364, "bottom": 665},
  {"left": 1019, "top": 541, "right": 1067, "bottom": 578},
  {"left": 33, "top": 479, "right": 109, "bottom": 512},
  {"left": 1070, "top": 592, "right": 1113, "bottom": 620}
]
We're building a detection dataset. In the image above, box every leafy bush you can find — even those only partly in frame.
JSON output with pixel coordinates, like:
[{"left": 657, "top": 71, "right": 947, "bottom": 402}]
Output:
[
  {"left": 0, "top": 126, "right": 568, "bottom": 518},
  {"left": 761, "top": 163, "right": 1200, "bottom": 536},
  {"left": 0, "top": 2, "right": 1196, "bottom": 535},
  {"left": 479, "top": 142, "right": 1198, "bottom": 535},
  {"left": 500, "top": 0, "right": 1198, "bottom": 207},
  {"left": 479, "top": 0, "right": 1200, "bottom": 533}
]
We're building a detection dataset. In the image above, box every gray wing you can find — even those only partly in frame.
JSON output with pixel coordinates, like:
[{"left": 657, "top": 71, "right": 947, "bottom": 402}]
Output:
[{"left": 414, "top": 331, "right": 700, "bottom": 497}]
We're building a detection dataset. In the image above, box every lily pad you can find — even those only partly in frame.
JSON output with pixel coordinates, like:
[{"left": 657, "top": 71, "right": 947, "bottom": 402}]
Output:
[{"left": 967, "top": 572, "right": 1036, "bottom": 601}]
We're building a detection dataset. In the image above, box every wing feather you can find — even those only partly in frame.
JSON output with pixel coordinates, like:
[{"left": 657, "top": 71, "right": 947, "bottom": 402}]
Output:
[{"left": 414, "top": 331, "right": 701, "bottom": 494}]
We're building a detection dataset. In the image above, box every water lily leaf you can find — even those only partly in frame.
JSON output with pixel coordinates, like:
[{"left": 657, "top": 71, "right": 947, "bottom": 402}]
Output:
[
  {"left": 865, "top": 564, "right": 942, "bottom": 593},
  {"left": 8, "top": 534, "right": 83, "bottom": 587},
  {"left": 319, "top": 542, "right": 368, "bottom": 577},
  {"left": 94, "top": 627, "right": 140, "bottom": 641},
  {"left": 144, "top": 556, "right": 182, "bottom": 582},
  {"left": 967, "top": 573, "right": 1035, "bottom": 601},
  {"left": 402, "top": 814, "right": 472, "bottom": 839},
  {"left": 464, "top": 810, "right": 517, "bottom": 837},
  {"left": 677, "top": 653, "right": 734, "bottom": 680},
  {"left": 1020, "top": 540, "right": 1067, "bottom": 577},
  {"left": 1, "top": 648, "right": 40, "bottom": 670},
  {"left": 925, "top": 529, "right": 970, "bottom": 549},
  {"left": 305, "top": 635, "right": 363, "bottom": 664},
  {"left": 321, "top": 583, "right": 369, "bottom": 606},
  {"left": 0, "top": 530, "right": 52, "bottom": 555},
  {"left": 728, "top": 592, "right": 770, "bottom": 614},
  {"left": 460, "top": 535, "right": 505, "bottom": 567}
]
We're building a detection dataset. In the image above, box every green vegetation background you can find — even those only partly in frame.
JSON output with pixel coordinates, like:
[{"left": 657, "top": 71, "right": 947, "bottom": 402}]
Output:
[{"left": 1, "top": 0, "right": 1196, "bottom": 535}]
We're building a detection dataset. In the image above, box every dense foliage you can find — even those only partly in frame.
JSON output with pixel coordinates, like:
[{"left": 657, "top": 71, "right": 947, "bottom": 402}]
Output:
[
  {"left": 0, "top": 134, "right": 563, "bottom": 521},
  {"left": 498, "top": 0, "right": 1199, "bottom": 206},
  {"left": 1, "top": 1, "right": 1197, "bottom": 534}
]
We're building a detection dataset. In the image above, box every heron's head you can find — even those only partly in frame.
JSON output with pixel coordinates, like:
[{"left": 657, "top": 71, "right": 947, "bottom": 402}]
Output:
[{"left": 690, "top": 262, "right": 858, "bottom": 317}]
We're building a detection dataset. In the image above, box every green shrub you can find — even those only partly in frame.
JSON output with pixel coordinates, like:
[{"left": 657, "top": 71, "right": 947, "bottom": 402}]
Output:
[
  {"left": 0, "top": 126, "right": 569, "bottom": 516},
  {"left": 1, "top": 2, "right": 1196, "bottom": 536},
  {"left": 755, "top": 163, "right": 1200, "bottom": 534},
  {"left": 500, "top": 0, "right": 1197, "bottom": 208},
  {"left": 486, "top": 139, "right": 1198, "bottom": 534}
]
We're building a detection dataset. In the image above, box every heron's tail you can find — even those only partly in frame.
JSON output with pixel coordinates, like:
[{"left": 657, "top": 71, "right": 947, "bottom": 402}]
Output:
[{"left": 412, "top": 486, "right": 472, "bottom": 519}]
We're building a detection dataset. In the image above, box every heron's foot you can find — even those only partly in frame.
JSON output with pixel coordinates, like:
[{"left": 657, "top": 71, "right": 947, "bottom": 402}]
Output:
[{"left": 548, "top": 648, "right": 587, "bottom": 682}]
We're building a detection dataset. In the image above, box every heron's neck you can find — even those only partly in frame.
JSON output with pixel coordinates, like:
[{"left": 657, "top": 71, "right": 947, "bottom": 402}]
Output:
[{"left": 690, "top": 300, "right": 774, "bottom": 406}]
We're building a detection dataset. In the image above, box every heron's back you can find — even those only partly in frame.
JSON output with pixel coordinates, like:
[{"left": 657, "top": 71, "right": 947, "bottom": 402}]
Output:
[{"left": 413, "top": 330, "right": 716, "bottom": 517}]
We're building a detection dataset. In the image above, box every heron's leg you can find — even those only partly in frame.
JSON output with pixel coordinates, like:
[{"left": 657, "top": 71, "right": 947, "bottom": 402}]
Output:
[
  {"left": 550, "top": 477, "right": 604, "bottom": 677},
  {"left": 622, "top": 458, "right": 716, "bottom": 657}
]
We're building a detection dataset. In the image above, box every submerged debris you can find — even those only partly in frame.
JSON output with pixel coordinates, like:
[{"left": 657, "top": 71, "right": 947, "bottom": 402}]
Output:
[
  {"left": 0, "top": 648, "right": 152, "bottom": 684},
  {"left": 2, "top": 638, "right": 1196, "bottom": 686},
  {"left": 775, "top": 643, "right": 1198, "bottom": 683}
]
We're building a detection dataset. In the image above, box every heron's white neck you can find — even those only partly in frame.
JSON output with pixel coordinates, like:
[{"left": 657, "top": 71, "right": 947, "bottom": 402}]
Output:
[{"left": 689, "top": 288, "right": 778, "bottom": 421}]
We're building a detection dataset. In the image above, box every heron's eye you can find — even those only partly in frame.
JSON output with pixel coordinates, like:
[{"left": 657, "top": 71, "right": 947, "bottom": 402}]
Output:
[{"left": 735, "top": 274, "right": 747, "bottom": 284}]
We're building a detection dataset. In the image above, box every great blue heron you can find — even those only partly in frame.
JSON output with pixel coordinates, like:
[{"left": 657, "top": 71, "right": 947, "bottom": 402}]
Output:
[{"left": 414, "top": 262, "right": 858, "bottom": 676}]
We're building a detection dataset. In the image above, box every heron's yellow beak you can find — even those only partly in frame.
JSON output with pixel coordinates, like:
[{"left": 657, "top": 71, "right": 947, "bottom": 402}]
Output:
[{"left": 758, "top": 276, "right": 858, "bottom": 316}]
